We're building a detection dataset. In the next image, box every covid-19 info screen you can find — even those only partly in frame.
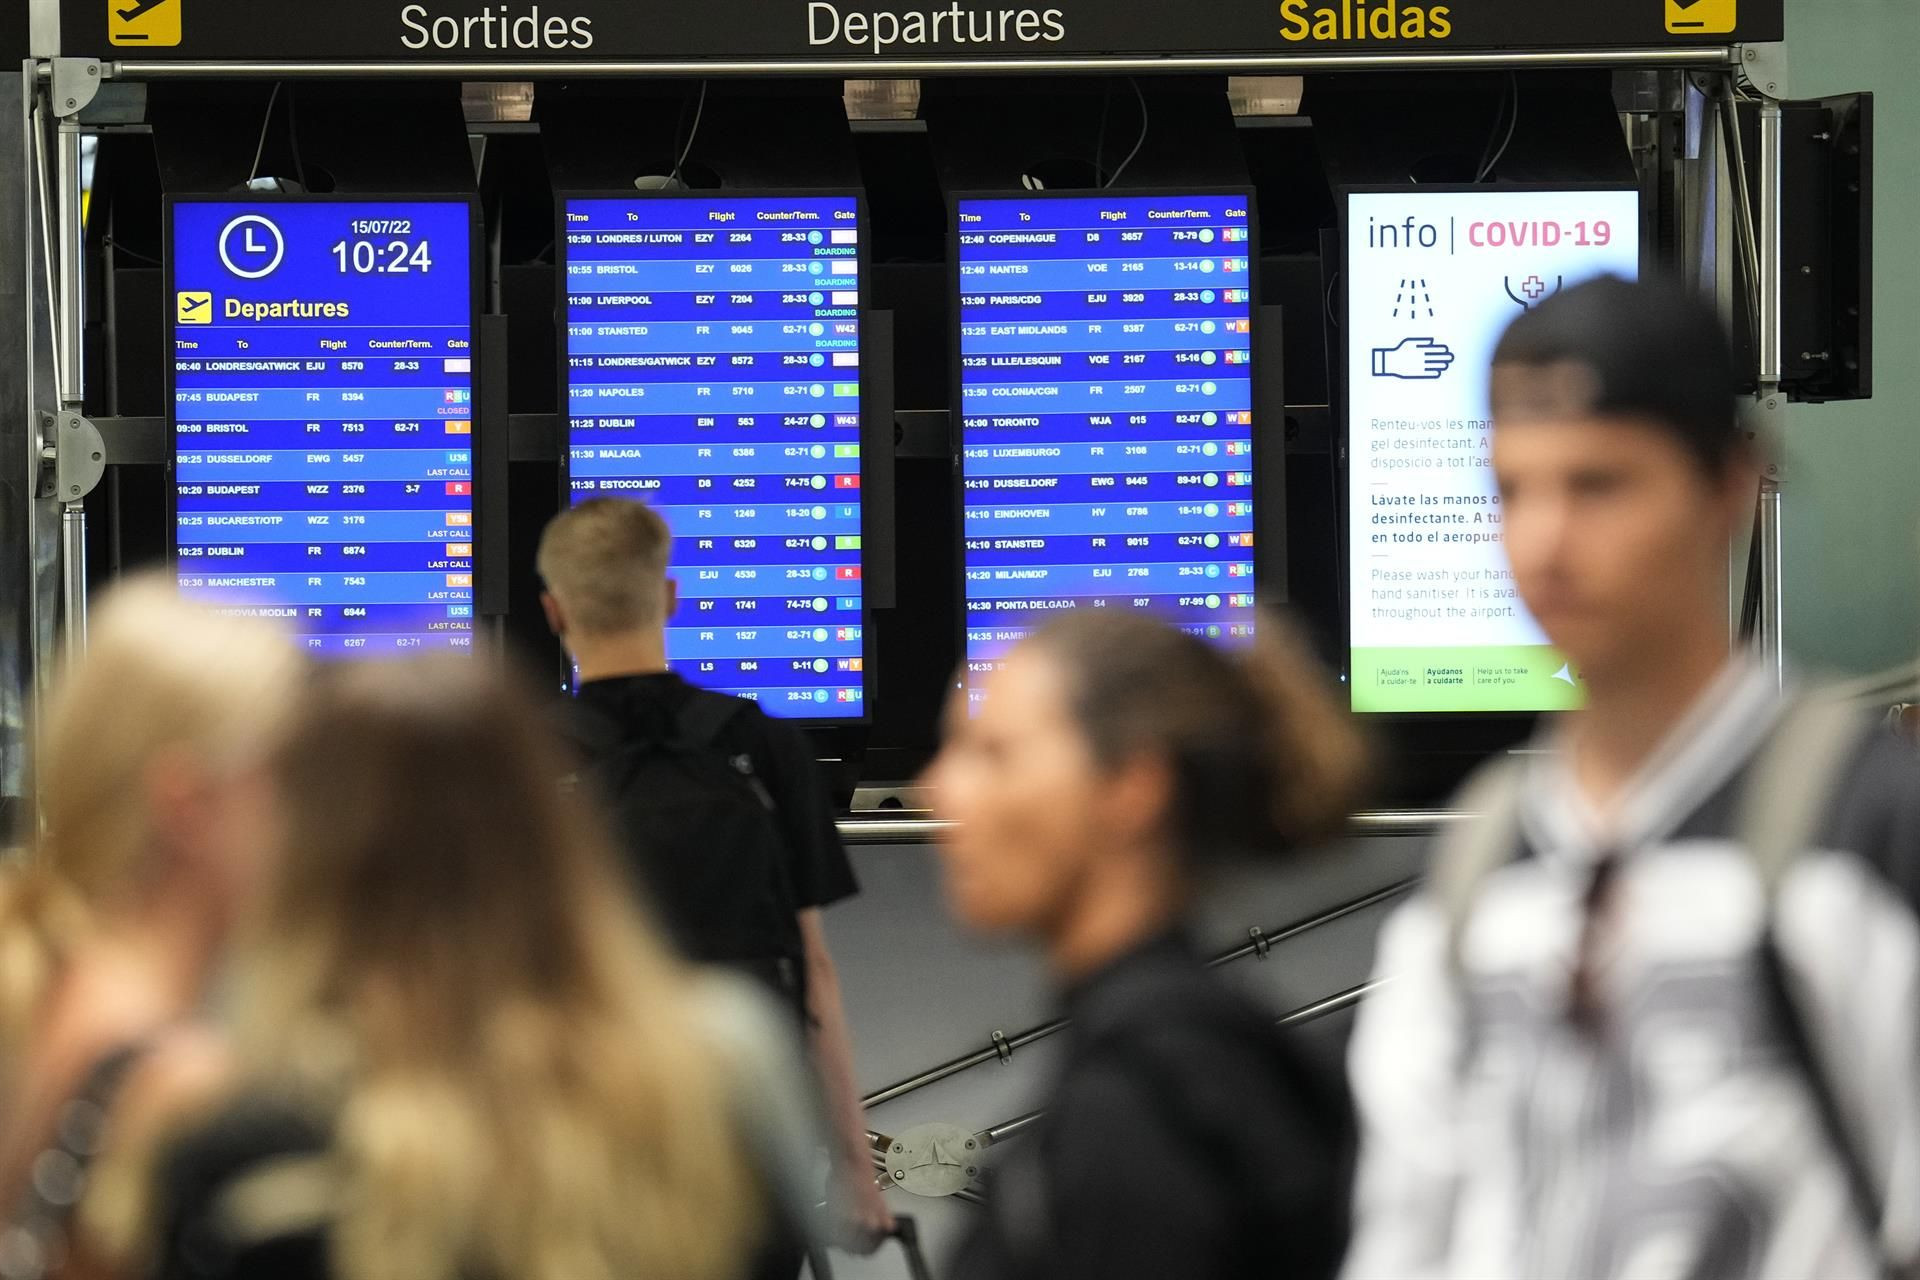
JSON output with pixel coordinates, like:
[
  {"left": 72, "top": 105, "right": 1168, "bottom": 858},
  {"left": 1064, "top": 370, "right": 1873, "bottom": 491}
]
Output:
[
  {"left": 168, "top": 198, "right": 477, "bottom": 657},
  {"left": 956, "top": 192, "right": 1257, "bottom": 707},
  {"left": 1344, "top": 187, "right": 1640, "bottom": 713},
  {"left": 562, "top": 195, "right": 867, "bottom": 721}
]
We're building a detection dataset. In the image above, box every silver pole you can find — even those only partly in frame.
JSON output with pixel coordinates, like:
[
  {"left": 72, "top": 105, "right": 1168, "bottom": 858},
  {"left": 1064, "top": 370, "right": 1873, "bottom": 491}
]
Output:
[
  {"left": 28, "top": 0, "right": 61, "bottom": 59},
  {"left": 60, "top": 504, "right": 86, "bottom": 659},
  {"left": 858, "top": 878, "right": 1417, "bottom": 1109},
  {"left": 1756, "top": 482, "right": 1784, "bottom": 683},
  {"left": 21, "top": 68, "right": 46, "bottom": 711},
  {"left": 972, "top": 980, "right": 1387, "bottom": 1149},
  {"left": 10, "top": 64, "right": 50, "bottom": 833},
  {"left": 838, "top": 808, "right": 1461, "bottom": 844},
  {"left": 1755, "top": 100, "right": 1783, "bottom": 389},
  {"left": 54, "top": 123, "right": 81, "bottom": 409},
  {"left": 53, "top": 121, "right": 89, "bottom": 655},
  {"left": 1754, "top": 97, "right": 1785, "bottom": 688}
]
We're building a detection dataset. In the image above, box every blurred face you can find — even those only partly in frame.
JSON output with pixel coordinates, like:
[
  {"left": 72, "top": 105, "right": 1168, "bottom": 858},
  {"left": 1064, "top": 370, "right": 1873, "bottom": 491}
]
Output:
[
  {"left": 1492, "top": 396, "right": 1749, "bottom": 683},
  {"left": 925, "top": 647, "right": 1135, "bottom": 939},
  {"left": 147, "top": 748, "right": 282, "bottom": 935}
]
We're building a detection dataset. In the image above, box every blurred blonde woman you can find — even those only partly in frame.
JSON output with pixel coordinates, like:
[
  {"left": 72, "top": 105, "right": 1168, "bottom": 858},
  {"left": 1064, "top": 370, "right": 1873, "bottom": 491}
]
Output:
[
  {"left": 151, "top": 657, "right": 822, "bottom": 1280},
  {"left": 0, "top": 578, "right": 299, "bottom": 1280}
]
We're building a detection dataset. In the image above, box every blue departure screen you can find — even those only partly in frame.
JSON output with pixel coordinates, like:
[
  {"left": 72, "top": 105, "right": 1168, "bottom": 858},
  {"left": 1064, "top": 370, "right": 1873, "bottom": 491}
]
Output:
[
  {"left": 957, "top": 194, "right": 1257, "bottom": 705},
  {"left": 562, "top": 195, "right": 866, "bottom": 720},
  {"left": 169, "top": 199, "right": 476, "bottom": 656}
]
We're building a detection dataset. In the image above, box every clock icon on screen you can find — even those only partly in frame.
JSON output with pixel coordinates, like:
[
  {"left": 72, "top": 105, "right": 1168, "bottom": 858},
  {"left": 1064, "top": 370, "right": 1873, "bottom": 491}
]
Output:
[{"left": 218, "top": 215, "right": 286, "bottom": 280}]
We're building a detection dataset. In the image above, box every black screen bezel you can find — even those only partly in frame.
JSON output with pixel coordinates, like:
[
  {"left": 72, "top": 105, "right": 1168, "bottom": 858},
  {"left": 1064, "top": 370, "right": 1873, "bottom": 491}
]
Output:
[
  {"left": 553, "top": 187, "right": 877, "bottom": 727},
  {"left": 1334, "top": 180, "right": 1646, "bottom": 720},
  {"left": 947, "top": 185, "right": 1267, "bottom": 706},
  {"left": 162, "top": 191, "right": 486, "bottom": 656}
]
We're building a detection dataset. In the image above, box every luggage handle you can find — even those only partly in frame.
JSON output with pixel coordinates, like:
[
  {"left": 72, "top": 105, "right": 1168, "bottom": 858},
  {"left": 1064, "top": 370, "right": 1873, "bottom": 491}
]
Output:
[
  {"left": 887, "top": 1216, "right": 935, "bottom": 1280},
  {"left": 805, "top": 1213, "right": 935, "bottom": 1280}
]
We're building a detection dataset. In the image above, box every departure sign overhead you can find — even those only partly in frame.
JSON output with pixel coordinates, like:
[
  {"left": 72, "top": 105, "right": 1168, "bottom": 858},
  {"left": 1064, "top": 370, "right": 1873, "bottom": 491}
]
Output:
[
  {"left": 562, "top": 195, "right": 867, "bottom": 720},
  {"left": 169, "top": 198, "right": 478, "bottom": 657},
  {"left": 956, "top": 193, "right": 1258, "bottom": 707}
]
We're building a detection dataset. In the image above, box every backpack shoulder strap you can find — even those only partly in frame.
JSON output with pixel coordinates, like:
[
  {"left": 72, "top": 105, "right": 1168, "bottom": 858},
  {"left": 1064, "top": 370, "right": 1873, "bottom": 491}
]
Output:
[
  {"left": 1737, "top": 691, "right": 1868, "bottom": 895},
  {"left": 673, "top": 689, "right": 749, "bottom": 752},
  {"left": 1737, "top": 690, "right": 1898, "bottom": 1277},
  {"left": 5, "top": 1041, "right": 152, "bottom": 1250},
  {"left": 1435, "top": 756, "right": 1529, "bottom": 977},
  {"left": 555, "top": 693, "right": 626, "bottom": 756},
  {"left": 674, "top": 691, "right": 781, "bottom": 817}
]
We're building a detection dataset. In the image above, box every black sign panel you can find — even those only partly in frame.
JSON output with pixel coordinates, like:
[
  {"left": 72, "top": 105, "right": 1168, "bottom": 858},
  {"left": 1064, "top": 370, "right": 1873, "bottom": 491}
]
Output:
[{"left": 71, "top": 0, "right": 1781, "bottom": 63}]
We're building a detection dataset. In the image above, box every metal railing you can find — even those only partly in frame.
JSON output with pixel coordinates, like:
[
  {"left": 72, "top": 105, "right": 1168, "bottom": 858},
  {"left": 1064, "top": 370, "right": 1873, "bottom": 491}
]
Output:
[
  {"left": 838, "top": 808, "right": 1463, "bottom": 846},
  {"left": 859, "top": 878, "right": 1416, "bottom": 1110},
  {"left": 861, "top": 974, "right": 1392, "bottom": 1208}
]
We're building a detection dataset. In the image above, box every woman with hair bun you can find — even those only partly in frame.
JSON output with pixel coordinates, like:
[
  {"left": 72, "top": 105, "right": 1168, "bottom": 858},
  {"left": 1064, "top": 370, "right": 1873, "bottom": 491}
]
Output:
[{"left": 929, "top": 611, "right": 1367, "bottom": 1280}]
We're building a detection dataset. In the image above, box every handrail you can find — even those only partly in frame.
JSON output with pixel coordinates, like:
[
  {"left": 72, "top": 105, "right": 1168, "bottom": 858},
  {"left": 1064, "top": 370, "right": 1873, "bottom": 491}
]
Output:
[
  {"left": 960, "top": 978, "right": 1389, "bottom": 1161},
  {"left": 1276, "top": 978, "right": 1385, "bottom": 1028},
  {"left": 839, "top": 808, "right": 1463, "bottom": 845},
  {"left": 859, "top": 878, "right": 1416, "bottom": 1110}
]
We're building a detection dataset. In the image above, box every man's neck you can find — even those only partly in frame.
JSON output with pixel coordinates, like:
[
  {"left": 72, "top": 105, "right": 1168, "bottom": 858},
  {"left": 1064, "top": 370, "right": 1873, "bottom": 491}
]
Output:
[
  {"left": 570, "top": 632, "right": 668, "bottom": 683},
  {"left": 1566, "top": 618, "right": 1736, "bottom": 815}
]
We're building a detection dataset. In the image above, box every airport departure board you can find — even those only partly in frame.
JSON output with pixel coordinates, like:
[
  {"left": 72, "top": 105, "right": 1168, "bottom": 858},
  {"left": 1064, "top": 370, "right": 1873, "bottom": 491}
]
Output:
[
  {"left": 956, "top": 192, "right": 1257, "bottom": 706},
  {"left": 168, "top": 198, "right": 477, "bottom": 656},
  {"left": 562, "top": 195, "right": 867, "bottom": 720}
]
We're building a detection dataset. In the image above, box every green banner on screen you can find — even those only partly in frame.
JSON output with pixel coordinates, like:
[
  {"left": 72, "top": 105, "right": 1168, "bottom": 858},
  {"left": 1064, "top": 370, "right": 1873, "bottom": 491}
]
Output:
[{"left": 1350, "top": 645, "right": 1586, "bottom": 714}]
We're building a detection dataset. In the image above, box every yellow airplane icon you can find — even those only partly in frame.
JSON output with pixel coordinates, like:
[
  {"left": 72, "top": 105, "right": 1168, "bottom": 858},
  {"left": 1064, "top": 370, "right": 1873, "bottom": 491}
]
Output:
[
  {"left": 110, "top": 0, "right": 181, "bottom": 45},
  {"left": 1666, "top": 0, "right": 1735, "bottom": 34},
  {"left": 176, "top": 291, "right": 212, "bottom": 325}
]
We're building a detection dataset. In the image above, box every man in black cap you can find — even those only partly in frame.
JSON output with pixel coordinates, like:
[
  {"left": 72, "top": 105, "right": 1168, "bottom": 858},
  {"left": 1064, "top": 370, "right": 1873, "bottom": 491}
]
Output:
[{"left": 1342, "top": 275, "right": 1920, "bottom": 1280}]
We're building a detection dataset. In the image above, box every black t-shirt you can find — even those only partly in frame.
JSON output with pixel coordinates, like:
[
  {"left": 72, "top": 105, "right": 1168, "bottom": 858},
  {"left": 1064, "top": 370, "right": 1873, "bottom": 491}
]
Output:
[
  {"left": 570, "top": 673, "right": 858, "bottom": 912},
  {"left": 949, "top": 934, "right": 1354, "bottom": 1280}
]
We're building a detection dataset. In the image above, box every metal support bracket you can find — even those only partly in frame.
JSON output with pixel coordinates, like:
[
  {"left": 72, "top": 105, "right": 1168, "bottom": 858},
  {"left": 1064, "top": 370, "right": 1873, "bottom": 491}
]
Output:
[
  {"left": 883, "top": 1123, "right": 985, "bottom": 1199},
  {"left": 38, "top": 411, "right": 106, "bottom": 503},
  {"left": 990, "top": 1030, "right": 1013, "bottom": 1064},
  {"left": 1752, "top": 392, "right": 1787, "bottom": 484},
  {"left": 1737, "top": 43, "right": 1788, "bottom": 101},
  {"left": 48, "top": 59, "right": 104, "bottom": 119},
  {"left": 1248, "top": 925, "right": 1272, "bottom": 960}
]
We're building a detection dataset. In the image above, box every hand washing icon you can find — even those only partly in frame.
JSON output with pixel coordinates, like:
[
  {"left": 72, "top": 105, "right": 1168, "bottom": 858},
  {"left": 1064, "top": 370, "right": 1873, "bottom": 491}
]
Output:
[{"left": 1370, "top": 337, "right": 1456, "bottom": 380}]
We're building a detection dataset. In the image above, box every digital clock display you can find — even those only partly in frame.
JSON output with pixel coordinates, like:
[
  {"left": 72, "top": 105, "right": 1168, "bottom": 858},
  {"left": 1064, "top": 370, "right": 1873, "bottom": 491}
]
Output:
[
  {"left": 561, "top": 195, "right": 867, "bottom": 720},
  {"left": 331, "top": 237, "right": 436, "bottom": 274},
  {"left": 168, "top": 198, "right": 478, "bottom": 657},
  {"left": 955, "top": 192, "right": 1258, "bottom": 709}
]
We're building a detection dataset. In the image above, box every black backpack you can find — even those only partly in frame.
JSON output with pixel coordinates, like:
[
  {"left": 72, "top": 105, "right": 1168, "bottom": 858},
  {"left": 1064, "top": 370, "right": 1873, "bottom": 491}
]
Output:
[{"left": 563, "top": 689, "right": 808, "bottom": 1016}]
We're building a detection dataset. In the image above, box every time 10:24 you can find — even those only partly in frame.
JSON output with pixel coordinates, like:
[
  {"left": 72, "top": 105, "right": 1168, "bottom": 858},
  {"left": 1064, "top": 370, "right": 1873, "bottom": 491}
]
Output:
[{"left": 330, "top": 238, "right": 434, "bottom": 274}]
